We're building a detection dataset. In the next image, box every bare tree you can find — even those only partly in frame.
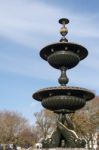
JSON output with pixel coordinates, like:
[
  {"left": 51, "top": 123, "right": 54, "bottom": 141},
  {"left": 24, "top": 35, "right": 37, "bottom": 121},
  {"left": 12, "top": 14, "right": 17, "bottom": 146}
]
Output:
[
  {"left": 17, "top": 127, "right": 35, "bottom": 147},
  {"left": 34, "top": 109, "right": 57, "bottom": 140},
  {"left": 0, "top": 111, "right": 33, "bottom": 145},
  {"left": 72, "top": 96, "right": 99, "bottom": 149}
]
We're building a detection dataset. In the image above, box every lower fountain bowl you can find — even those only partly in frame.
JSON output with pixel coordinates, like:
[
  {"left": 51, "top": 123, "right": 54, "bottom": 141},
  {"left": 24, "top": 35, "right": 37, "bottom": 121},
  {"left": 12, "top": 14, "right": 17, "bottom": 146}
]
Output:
[
  {"left": 33, "top": 86, "right": 95, "bottom": 111},
  {"left": 42, "top": 95, "right": 85, "bottom": 111}
]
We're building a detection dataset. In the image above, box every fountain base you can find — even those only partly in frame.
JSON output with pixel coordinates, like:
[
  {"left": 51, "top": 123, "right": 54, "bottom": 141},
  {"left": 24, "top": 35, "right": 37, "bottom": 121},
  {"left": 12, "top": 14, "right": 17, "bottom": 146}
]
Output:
[{"left": 42, "top": 113, "right": 86, "bottom": 148}]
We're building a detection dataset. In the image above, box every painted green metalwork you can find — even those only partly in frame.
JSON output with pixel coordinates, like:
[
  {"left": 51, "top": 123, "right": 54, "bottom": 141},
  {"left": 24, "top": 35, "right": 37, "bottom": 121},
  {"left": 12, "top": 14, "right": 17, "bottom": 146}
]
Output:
[{"left": 32, "top": 18, "right": 95, "bottom": 148}]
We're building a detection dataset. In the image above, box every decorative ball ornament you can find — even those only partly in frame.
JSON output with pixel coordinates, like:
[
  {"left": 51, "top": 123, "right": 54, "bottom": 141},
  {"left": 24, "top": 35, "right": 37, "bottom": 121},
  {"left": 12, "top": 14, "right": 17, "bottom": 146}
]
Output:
[
  {"left": 59, "top": 18, "right": 69, "bottom": 42},
  {"left": 60, "top": 26, "right": 68, "bottom": 37}
]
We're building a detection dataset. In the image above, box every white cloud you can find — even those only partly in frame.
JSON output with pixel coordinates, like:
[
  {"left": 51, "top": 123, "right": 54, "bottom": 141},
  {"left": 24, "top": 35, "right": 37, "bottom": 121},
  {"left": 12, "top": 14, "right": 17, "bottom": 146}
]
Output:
[
  {"left": 0, "top": 0, "right": 99, "bottom": 49},
  {"left": 0, "top": 0, "right": 62, "bottom": 48},
  {"left": 0, "top": 0, "right": 99, "bottom": 124},
  {"left": 0, "top": 0, "right": 99, "bottom": 93}
]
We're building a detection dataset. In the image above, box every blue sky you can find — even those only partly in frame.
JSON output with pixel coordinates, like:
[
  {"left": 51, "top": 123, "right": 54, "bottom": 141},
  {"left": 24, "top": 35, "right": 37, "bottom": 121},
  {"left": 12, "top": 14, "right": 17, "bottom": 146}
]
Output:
[{"left": 0, "top": 0, "right": 99, "bottom": 124}]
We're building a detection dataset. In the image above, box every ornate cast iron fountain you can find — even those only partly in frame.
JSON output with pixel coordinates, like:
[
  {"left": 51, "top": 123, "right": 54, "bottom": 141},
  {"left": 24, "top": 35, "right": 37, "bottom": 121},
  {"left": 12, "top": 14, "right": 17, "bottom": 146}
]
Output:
[{"left": 33, "top": 18, "right": 95, "bottom": 148}]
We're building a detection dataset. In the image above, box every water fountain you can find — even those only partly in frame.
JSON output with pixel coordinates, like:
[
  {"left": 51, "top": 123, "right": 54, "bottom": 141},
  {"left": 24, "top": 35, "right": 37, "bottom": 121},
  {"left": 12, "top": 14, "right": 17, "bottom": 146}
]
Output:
[{"left": 33, "top": 18, "right": 95, "bottom": 148}]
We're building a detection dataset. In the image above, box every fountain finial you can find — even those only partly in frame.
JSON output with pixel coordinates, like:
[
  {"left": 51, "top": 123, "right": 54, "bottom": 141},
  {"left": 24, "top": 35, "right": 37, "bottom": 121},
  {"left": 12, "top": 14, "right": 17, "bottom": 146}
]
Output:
[{"left": 59, "top": 18, "right": 69, "bottom": 42}]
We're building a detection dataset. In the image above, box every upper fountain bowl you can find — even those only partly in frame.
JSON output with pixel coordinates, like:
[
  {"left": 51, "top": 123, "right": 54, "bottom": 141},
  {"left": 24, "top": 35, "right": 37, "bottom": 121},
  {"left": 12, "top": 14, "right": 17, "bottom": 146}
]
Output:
[{"left": 40, "top": 42, "right": 88, "bottom": 69}]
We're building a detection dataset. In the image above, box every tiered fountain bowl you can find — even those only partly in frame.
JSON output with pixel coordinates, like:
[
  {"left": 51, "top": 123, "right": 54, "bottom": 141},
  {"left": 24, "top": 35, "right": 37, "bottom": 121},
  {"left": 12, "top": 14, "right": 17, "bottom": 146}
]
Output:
[
  {"left": 33, "top": 18, "right": 94, "bottom": 113},
  {"left": 33, "top": 86, "right": 94, "bottom": 111}
]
